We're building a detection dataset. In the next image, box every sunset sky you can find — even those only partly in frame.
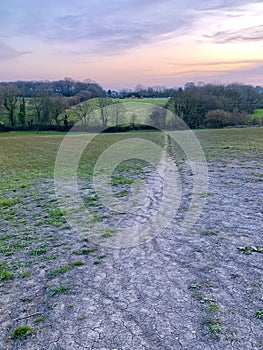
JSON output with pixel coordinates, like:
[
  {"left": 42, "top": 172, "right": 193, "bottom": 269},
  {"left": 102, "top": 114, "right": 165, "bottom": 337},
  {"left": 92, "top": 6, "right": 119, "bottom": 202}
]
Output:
[{"left": 0, "top": 0, "right": 263, "bottom": 89}]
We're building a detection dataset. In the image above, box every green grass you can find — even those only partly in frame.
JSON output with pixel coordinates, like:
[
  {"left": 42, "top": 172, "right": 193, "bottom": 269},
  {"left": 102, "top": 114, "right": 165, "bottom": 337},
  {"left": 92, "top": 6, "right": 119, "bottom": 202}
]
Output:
[
  {"left": 204, "top": 318, "right": 222, "bottom": 335},
  {"left": 255, "top": 309, "right": 263, "bottom": 319},
  {"left": 0, "top": 268, "right": 14, "bottom": 280},
  {"left": 12, "top": 326, "right": 33, "bottom": 339},
  {"left": 50, "top": 285, "right": 70, "bottom": 296},
  {"left": 63, "top": 97, "right": 168, "bottom": 124},
  {"left": 249, "top": 109, "right": 263, "bottom": 121}
]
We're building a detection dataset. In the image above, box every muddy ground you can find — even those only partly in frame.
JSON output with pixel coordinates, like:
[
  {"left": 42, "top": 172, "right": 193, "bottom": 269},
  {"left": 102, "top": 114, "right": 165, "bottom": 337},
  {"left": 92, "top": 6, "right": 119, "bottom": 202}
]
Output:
[{"left": 0, "top": 150, "right": 262, "bottom": 349}]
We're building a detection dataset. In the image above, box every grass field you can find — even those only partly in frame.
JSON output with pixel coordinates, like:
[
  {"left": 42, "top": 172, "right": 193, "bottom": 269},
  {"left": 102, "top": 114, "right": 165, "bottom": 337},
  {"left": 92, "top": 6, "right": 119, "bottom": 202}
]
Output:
[
  {"left": 0, "top": 127, "right": 262, "bottom": 348},
  {"left": 249, "top": 108, "right": 263, "bottom": 121},
  {"left": 64, "top": 97, "right": 168, "bottom": 123}
]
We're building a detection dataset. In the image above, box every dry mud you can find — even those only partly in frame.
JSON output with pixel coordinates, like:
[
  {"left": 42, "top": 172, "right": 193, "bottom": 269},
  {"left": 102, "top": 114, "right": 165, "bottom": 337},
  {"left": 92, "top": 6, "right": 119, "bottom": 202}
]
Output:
[{"left": 0, "top": 150, "right": 262, "bottom": 350}]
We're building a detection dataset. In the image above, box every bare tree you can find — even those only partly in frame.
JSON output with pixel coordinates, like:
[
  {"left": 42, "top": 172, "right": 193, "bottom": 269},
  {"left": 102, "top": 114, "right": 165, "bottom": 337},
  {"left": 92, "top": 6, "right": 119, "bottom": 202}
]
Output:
[
  {"left": 1, "top": 85, "right": 19, "bottom": 129},
  {"left": 111, "top": 102, "right": 126, "bottom": 131},
  {"left": 98, "top": 97, "right": 113, "bottom": 127},
  {"left": 130, "top": 113, "right": 137, "bottom": 129},
  {"left": 74, "top": 102, "right": 95, "bottom": 127}
]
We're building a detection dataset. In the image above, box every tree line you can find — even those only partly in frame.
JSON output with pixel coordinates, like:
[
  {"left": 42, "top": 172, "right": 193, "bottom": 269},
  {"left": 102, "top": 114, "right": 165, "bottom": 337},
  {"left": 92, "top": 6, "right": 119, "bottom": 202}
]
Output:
[
  {"left": 0, "top": 78, "right": 104, "bottom": 131},
  {"left": 0, "top": 81, "right": 263, "bottom": 131},
  {"left": 166, "top": 83, "right": 263, "bottom": 128}
]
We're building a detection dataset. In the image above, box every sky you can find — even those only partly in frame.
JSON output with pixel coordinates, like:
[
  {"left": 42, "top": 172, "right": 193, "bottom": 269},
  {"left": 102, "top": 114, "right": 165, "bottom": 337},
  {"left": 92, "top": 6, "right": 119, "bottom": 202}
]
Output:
[{"left": 0, "top": 0, "right": 263, "bottom": 89}]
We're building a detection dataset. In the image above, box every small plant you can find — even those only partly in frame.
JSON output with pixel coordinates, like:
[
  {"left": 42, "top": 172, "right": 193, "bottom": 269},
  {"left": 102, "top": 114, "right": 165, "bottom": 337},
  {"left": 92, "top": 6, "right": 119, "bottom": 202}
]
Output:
[
  {"left": 206, "top": 303, "right": 219, "bottom": 313},
  {"left": 71, "top": 261, "right": 84, "bottom": 266},
  {"left": 188, "top": 282, "right": 201, "bottom": 290},
  {"left": 115, "top": 190, "right": 129, "bottom": 198},
  {"left": 20, "top": 270, "right": 32, "bottom": 278},
  {"left": 98, "top": 254, "right": 107, "bottom": 259},
  {"left": 35, "top": 316, "right": 46, "bottom": 323},
  {"left": 0, "top": 268, "right": 14, "bottom": 280},
  {"left": 73, "top": 247, "right": 98, "bottom": 255},
  {"left": 49, "top": 265, "right": 72, "bottom": 277},
  {"left": 201, "top": 230, "right": 217, "bottom": 236},
  {"left": 237, "top": 246, "right": 263, "bottom": 255},
  {"left": 0, "top": 198, "right": 21, "bottom": 207},
  {"left": 204, "top": 318, "right": 222, "bottom": 336},
  {"left": 50, "top": 285, "right": 70, "bottom": 297},
  {"left": 255, "top": 310, "right": 263, "bottom": 319},
  {"left": 100, "top": 229, "right": 115, "bottom": 238},
  {"left": 29, "top": 248, "right": 46, "bottom": 256},
  {"left": 12, "top": 325, "right": 33, "bottom": 339},
  {"left": 94, "top": 261, "right": 101, "bottom": 265},
  {"left": 21, "top": 297, "right": 32, "bottom": 303}
]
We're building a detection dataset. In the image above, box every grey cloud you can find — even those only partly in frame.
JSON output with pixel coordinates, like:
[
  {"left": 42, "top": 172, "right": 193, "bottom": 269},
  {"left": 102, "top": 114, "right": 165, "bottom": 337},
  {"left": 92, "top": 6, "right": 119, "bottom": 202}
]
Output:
[
  {"left": 40, "top": 3, "right": 192, "bottom": 55},
  {"left": 0, "top": 42, "right": 29, "bottom": 60},
  {"left": 2, "top": 0, "right": 263, "bottom": 55},
  {"left": 206, "top": 25, "right": 263, "bottom": 43}
]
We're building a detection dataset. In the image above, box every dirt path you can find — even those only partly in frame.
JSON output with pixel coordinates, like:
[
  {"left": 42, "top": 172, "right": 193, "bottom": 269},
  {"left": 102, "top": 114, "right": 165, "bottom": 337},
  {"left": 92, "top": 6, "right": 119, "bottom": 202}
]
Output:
[{"left": 0, "top": 151, "right": 262, "bottom": 349}]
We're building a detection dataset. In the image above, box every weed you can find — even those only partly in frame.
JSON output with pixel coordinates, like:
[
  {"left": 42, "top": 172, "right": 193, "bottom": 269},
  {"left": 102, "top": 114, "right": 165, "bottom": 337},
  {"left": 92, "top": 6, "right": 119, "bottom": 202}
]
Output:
[
  {"left": 21, "top": 297, "right": 32, "bottom": 303},
  {"left": 98, "top": 254, "right": 107, "bottom": 259},
  {"left": 0, "top": 198, "right": 21, "bottom": 207},
  {"left": 12, "top": 326, "right": 33, "bottom": 339},
  {"left": 237, "top": 246, "right": 263, "bottom": 255},
  {"left": 188, "top": 282, "right": 202, "bottom": 290},
  {"left": 71, "top": 261, "right": 84, "bottom": 266},
  {"left": 204, "top": 318, "right": 222, "bottom": 335},
  {"left": 94, "top": 261, "right": 101, "bottom": 265},
  {"left": 19, "top": 270, "right": 32, "bottom": 278},
  {"left": 29, "top": 248, "right": 46, "bottom": 256},
  {"left": 255, "top": 310, "right": 263, "bottom": 319},
  {"left": 201, "top": 230, "right": 217, "bottom": 236},
  {"left": 207, "top": 303, "right": 219, "bottom": 313},
  {"left": 0, "top": 268, "right": 14, "bottom": 280},
  {"left": 50, "top": 285, "right": 70, "bottom": 297},
  {"left": 115, "top": 190, "right": 129, "bottom": 197},
  {"left": 49, "top": 265, "right": 71, "bottom": 277},
  {"left": 100, "top": 229, "right": 116, "bottom": 238},
  {"left": 73, "top": 247, "right": 98, "bottom": 255},
  {"left": 35, "top": 316, "right": 46, "bottom": 323}
]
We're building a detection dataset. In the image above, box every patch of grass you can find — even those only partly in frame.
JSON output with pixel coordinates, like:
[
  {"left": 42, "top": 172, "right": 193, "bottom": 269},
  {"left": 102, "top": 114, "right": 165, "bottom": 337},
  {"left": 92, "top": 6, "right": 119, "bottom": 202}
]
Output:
[
  {"left": 111, "top": 175, "right": 134, "bottom": 186},
  {"left": 71, "top": 261, "right": 84, "bottom": 266},
  {"left": 21, "top": 297, "right": 32, "bottom": 303},
  {"left": 0, "top": 198, "right": 21, "bottom": 207},
  {"left": 206, "top": 303, "right": 219, "bottom": 313},
  {"left": 98, "top": 254, "right": 107, "bottom": 259},
  {"left": 35, "top": 316, "right": 46, "bottom": 323},
  {"left": 188, "top": 282, "right": 202, "bottom": 290},
  {"left": 204, "top": 318, "right": 222, "bottom": 336},
  {"left": 0, "top": 268, "right": 14, "bottom": 281},
  {"left": 93, "top": 260, "right": 101, "bottom": 265},
  {"left": 255, "top": 310, "right": 263, "bottom": 319},
  {"left": 49, "top": 265, "right": 72, "bottom": 277},
  {"left": 201, "top": 230, "right": 217, "bottom": 236},
  {"left": 12, "top": 325, "right": 33, "bottom": 339},
  {"left": 29, "top": 248, "right": 47, "bottom": 256},
  {"left": 100, "top": 229, "right": 116, "bottom": 238},
  {"left": 115, "top": 189, "right": 129, "bottom": 197},
  {"left": 50, "top": 285, "right": 70, "bottom": 297},
  {"left": 73, "top": 247, "right": 98, "bottom": 255},
  {"left": 237, "top": 245, "right": 263, "bottom": 255},
  {"left": 19, "top": 270, "right": 32, "bottom": 278}
]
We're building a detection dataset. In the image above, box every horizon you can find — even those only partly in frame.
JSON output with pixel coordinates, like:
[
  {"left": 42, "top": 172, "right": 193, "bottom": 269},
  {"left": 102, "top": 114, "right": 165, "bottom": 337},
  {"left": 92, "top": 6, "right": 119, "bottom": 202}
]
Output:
[{"left": 0, "top": 1, "right": 263, "bottom": 90}]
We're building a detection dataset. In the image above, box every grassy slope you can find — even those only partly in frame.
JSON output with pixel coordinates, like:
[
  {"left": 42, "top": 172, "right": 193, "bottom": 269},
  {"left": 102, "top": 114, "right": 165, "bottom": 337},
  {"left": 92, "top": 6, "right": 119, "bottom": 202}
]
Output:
[
  {"left": 249, "top": 108, "right": 263, "bottom": 120},
  {"left": 65, "top": 97, "right": 168, "bottom": 124}
]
